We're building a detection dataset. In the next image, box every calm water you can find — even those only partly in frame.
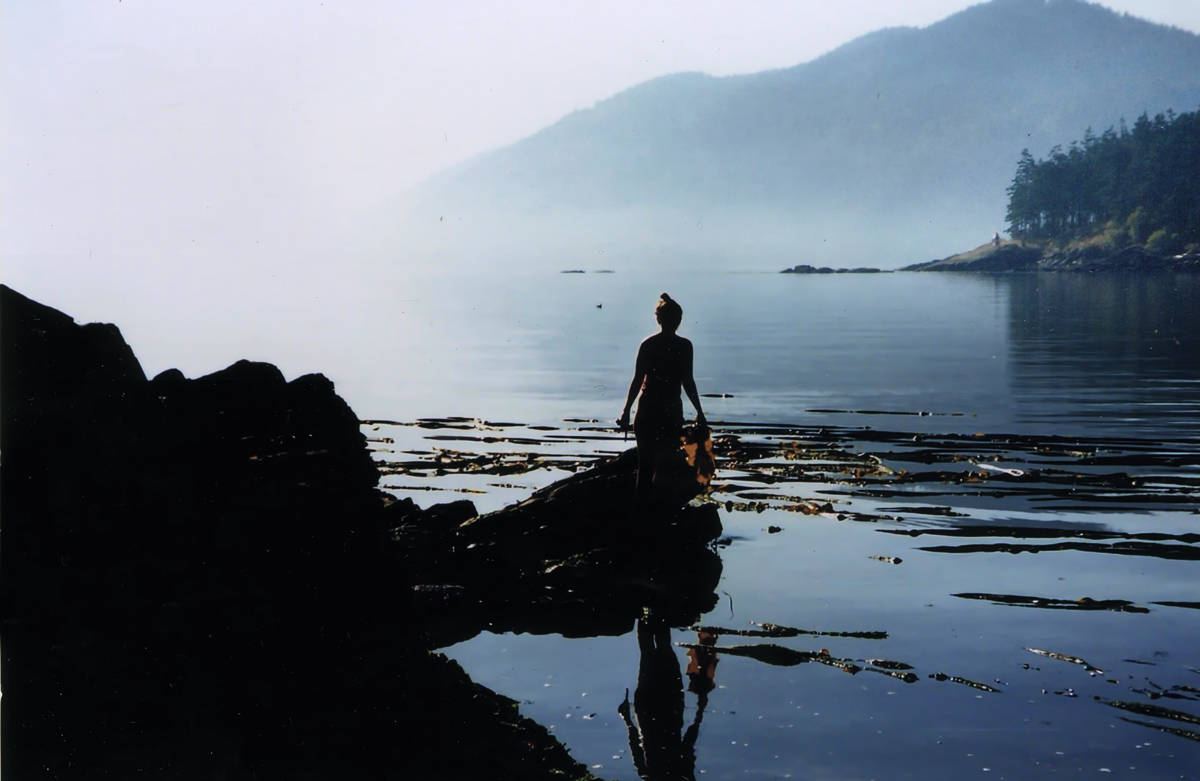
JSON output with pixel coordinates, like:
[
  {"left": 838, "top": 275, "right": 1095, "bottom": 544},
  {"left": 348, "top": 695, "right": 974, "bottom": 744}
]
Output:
[
  {"left": 337, "top": 269, "right": 1200, "bottom": 780},
  {"left": 333, "top": 268, "right": 1200, "bottom": 433},
  {"left": 36, "top": 264, "right": 1198, "bottom": 779}
]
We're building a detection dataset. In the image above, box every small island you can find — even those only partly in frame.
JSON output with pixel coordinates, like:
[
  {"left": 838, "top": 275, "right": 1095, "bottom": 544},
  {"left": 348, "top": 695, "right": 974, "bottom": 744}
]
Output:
[
  {"left": 781, "top": 265, "right": 887, "bottom": 274},
  {"left": 907, "top": 107, "right": 1200, "bottom": 273}
]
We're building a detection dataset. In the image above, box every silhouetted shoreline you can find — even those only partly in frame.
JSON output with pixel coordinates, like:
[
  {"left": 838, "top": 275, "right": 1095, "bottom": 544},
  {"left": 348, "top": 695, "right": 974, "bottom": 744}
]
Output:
[{"left": 778, "top": 243, "right": 1200, "bottom": 275}]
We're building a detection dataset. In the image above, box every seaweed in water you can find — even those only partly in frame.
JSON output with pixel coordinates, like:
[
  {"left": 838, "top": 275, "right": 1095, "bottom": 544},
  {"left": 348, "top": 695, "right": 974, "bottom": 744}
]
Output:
[
  {"left": 953, "top": 592, "right": 1150, "bottom": 613},
  {"left": 1117, "top": 717, "right": 1200, "bottom": 744},
  {"left": 1097, "top": 699, "right": 1200, "bottom": 727},
  {"left": 690, "top": 623, "right": 887, "bottom": 640},
  {"left": 929, "top": 673, "right": 1001, "bottom": 693},
  {"left": 679, "top": 643, "right": 863, "bottom": 674},
  {"left": 868, "top": 667, "right": 920, "bottom": 683},
  {"left": 1026, "top": 647, "right": 1103, "bottom": 674}
]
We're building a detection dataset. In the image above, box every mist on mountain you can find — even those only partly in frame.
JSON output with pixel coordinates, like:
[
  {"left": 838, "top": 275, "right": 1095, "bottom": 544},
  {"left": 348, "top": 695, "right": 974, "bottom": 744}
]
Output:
[{"left": 369, "top": 0, "right": 1200, "bottom": 271}]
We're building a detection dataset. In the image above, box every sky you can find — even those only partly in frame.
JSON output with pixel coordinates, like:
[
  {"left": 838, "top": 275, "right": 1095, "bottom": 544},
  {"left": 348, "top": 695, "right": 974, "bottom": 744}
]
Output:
[{"left": 5, "top": 0, "right": 1200, "bottom": 271}]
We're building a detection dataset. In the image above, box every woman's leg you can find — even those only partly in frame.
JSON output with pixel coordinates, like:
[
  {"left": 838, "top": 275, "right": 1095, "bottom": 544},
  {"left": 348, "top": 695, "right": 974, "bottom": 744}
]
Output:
[
  {"left": 634, "top": 429, "right": 657, "bottom": 498},
  {"left": 635, "top": 404, "right": 681, "bottom": 501}
]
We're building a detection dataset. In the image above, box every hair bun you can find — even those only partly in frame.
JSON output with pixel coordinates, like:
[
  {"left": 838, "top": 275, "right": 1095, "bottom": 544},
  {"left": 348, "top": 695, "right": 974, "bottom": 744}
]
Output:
[{"left": 660, "top": 292, "right": 672, "bottom": 302}]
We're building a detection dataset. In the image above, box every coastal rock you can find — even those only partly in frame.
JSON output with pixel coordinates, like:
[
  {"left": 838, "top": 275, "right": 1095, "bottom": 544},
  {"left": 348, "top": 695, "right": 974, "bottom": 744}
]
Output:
[
  {"left": 388, "top": 496, "right": 480, "bottom": 530},
  {"left": 1040, "top": 244, "right": 1200, "bottom": 272},
  {"left": 1, "top": 283, "right": 711, "bottom": 779},
  {"left": 1, "top": 284, "right": 379, "bottom": 513},
  {"left": 904, "top": 242, "right": 1042, "bottom": 272},
  {"left": 905, "top": 242, "right": 1200, "bottom": 273},
  {"left": 782, "top": 264, "right": 886, "bottom": 274},
  {"left": 398, "top": 447, "right": 724, "bottom": 646},
  {"left": 142, "top": 357, "right": 379, "bottom": 500},
  {"left": 1, "top": 284, "right": 414, "bottom": 778}
]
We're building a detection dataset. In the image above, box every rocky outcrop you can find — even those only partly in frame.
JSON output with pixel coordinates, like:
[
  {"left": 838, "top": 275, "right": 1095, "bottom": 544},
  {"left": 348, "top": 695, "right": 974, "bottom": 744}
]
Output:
[
  {"left": 395, "top": 448, "right": 724, "bottom": 647},
  {"left": 904, "top": 242, "right": 1200, "bottom": 273},
  {"left": 1, "top": 283, "right": 718, "bottom": 779},
  {"left": 781, "top": 265, "right": 886, "bottom": 274},
  {"left": 904, "top": 242, "right": 1043, "bottom": 272},
  {"left": 1038, "top": 244, "right": 1200, "bottom": 272},
  {"left": 2, "top": 285, "right": 379, "bottom": 515},
  {"left": 0, "top": 285, "right": 601, "bottom": 780}
]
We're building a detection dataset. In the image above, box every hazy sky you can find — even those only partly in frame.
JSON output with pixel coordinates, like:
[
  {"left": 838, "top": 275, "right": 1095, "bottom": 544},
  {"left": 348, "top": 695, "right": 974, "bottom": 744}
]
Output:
[{"left": 4, "top": 0, "right": 1199, "bottom": 265}]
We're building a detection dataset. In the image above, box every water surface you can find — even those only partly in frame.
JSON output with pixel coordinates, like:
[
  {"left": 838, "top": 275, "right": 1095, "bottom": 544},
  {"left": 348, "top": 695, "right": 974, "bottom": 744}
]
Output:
[{"left": 353, "top": 270, "right": 1198, "bottom": 780}]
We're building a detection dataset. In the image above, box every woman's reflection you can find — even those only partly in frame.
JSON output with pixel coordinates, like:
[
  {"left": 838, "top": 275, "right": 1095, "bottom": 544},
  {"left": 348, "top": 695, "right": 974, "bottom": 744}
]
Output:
[{"left": 618, "top": 618, "right": 718, "bottom": 780}]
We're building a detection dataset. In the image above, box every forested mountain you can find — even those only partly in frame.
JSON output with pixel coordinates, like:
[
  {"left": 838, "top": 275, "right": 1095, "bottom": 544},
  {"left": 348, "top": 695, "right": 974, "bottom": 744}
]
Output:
[
  {"left": 1007, "top": 109, "right": 1200, "bottom": 254},
  {"left": 376, "top": 0, "right": 1200, "bottom": 269}
]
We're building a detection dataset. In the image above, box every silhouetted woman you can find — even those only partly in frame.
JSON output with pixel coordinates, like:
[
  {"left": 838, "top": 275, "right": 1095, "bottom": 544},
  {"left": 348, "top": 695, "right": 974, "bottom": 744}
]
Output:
[{"left": 617, "top": 293, "right": 705, "bottom": 497}]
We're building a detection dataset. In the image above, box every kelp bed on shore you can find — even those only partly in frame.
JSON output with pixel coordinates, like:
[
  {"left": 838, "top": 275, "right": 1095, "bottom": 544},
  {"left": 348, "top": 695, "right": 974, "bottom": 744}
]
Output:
[
  {"left": 363, "top": 415, "right": 1200, "bottom": 756},
  {"left": 365, "top": 414, "right": 1200, "bottom": 551}
]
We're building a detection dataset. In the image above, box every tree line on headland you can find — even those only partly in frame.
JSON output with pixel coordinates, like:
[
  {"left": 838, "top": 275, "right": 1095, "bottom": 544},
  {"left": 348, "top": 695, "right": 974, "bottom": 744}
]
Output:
[{"left": 1006, "top": 107, "right": 1200, "bottom": 256}]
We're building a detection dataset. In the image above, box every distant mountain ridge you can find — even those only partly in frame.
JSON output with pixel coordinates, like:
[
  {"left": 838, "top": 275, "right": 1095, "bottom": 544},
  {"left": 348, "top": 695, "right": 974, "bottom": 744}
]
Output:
[{"left": 376, "top": 0, "right": 1200, "bottom": 270}]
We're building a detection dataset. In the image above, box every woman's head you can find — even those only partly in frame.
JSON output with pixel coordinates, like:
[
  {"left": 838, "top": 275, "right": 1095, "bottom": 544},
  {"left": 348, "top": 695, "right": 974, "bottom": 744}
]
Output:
[{"left": 655, "top": 292, "right": 683, "bottom": 332}]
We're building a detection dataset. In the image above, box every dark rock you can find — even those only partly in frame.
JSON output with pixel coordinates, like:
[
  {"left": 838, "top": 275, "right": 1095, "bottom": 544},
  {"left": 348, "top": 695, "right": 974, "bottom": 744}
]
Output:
[
  {"left": 1, "top": 285, "right": 605, "bottom": 780},
  {"left": 390, "top": 497, "right": 480, "bottom": 530},
  {"left": 1, "top": 284, "right": 405, "bottom": 777},
  {"left": 1041, "top": 244, "right": 1189, "bottom": 272},
  {"left": 2, "top": 286, "right": 147, "bottom": 410},
  {"left": 402, "top": 448, "right": 724, "bottom": 647},
  {"left": 152, "top": 366, "right": 187, "bottom": 384}
]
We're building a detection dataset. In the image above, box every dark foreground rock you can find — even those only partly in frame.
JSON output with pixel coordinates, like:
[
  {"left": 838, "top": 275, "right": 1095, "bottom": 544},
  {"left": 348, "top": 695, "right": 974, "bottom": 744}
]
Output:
[
  {"left": 2, "top": 284, "right": 722, "bottom": 779},
  {"left": 905, "top": 241, "right": 1200, "bottom": 272},
  {"left": 395, "top": 448, "right": 723, "bottom": 647},
  {"left": 6, "top": 285, "right": 707, "bottom": 779}
]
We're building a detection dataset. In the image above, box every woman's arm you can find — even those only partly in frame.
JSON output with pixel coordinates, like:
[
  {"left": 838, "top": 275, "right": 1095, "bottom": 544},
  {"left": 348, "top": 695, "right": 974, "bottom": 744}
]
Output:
[
  {"left": 617, "top": 690, "right": 647, "bottom": 778},
  {"left": 681, "top": 339, "right": 705, "bottom": 423},
  {"left": 618, "top": 342, "right": 647, "bottom": 430}
]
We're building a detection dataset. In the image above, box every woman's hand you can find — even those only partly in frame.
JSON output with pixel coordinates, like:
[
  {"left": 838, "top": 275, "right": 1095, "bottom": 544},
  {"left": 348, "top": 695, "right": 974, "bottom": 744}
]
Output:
[
  {"left": 616, "top": 410, "right": 631, "bottom": 431},
  {"left": 695, "top": 411, "right": 707, "bottom": 425}
]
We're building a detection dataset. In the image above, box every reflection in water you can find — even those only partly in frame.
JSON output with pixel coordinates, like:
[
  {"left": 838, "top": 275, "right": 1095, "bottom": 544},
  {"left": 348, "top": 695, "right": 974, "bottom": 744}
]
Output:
[
  {"left": 619, "top": 619, "right": 718, "bottom": 781},
  {"left": 1006, "top": 274, "right": 1200, "bottom": 434},
  {"left": 394, "top": 399, "right": 1200, "bottom": 774}
]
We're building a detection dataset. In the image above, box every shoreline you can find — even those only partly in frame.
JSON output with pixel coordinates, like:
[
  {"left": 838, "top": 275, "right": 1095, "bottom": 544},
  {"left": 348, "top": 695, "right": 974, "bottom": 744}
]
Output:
[
  {"left": 779, "top": 242, "right": 1200, "bottom": 274},
  {"left": 902, "top": 241, "right": 1200, "bottom": 273}
]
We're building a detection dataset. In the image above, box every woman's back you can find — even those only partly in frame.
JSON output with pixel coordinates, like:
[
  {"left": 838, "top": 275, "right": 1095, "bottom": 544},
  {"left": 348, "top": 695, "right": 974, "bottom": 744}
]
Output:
[{"left": 638, "top": 333, "right": 692, "bottom": 398}]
